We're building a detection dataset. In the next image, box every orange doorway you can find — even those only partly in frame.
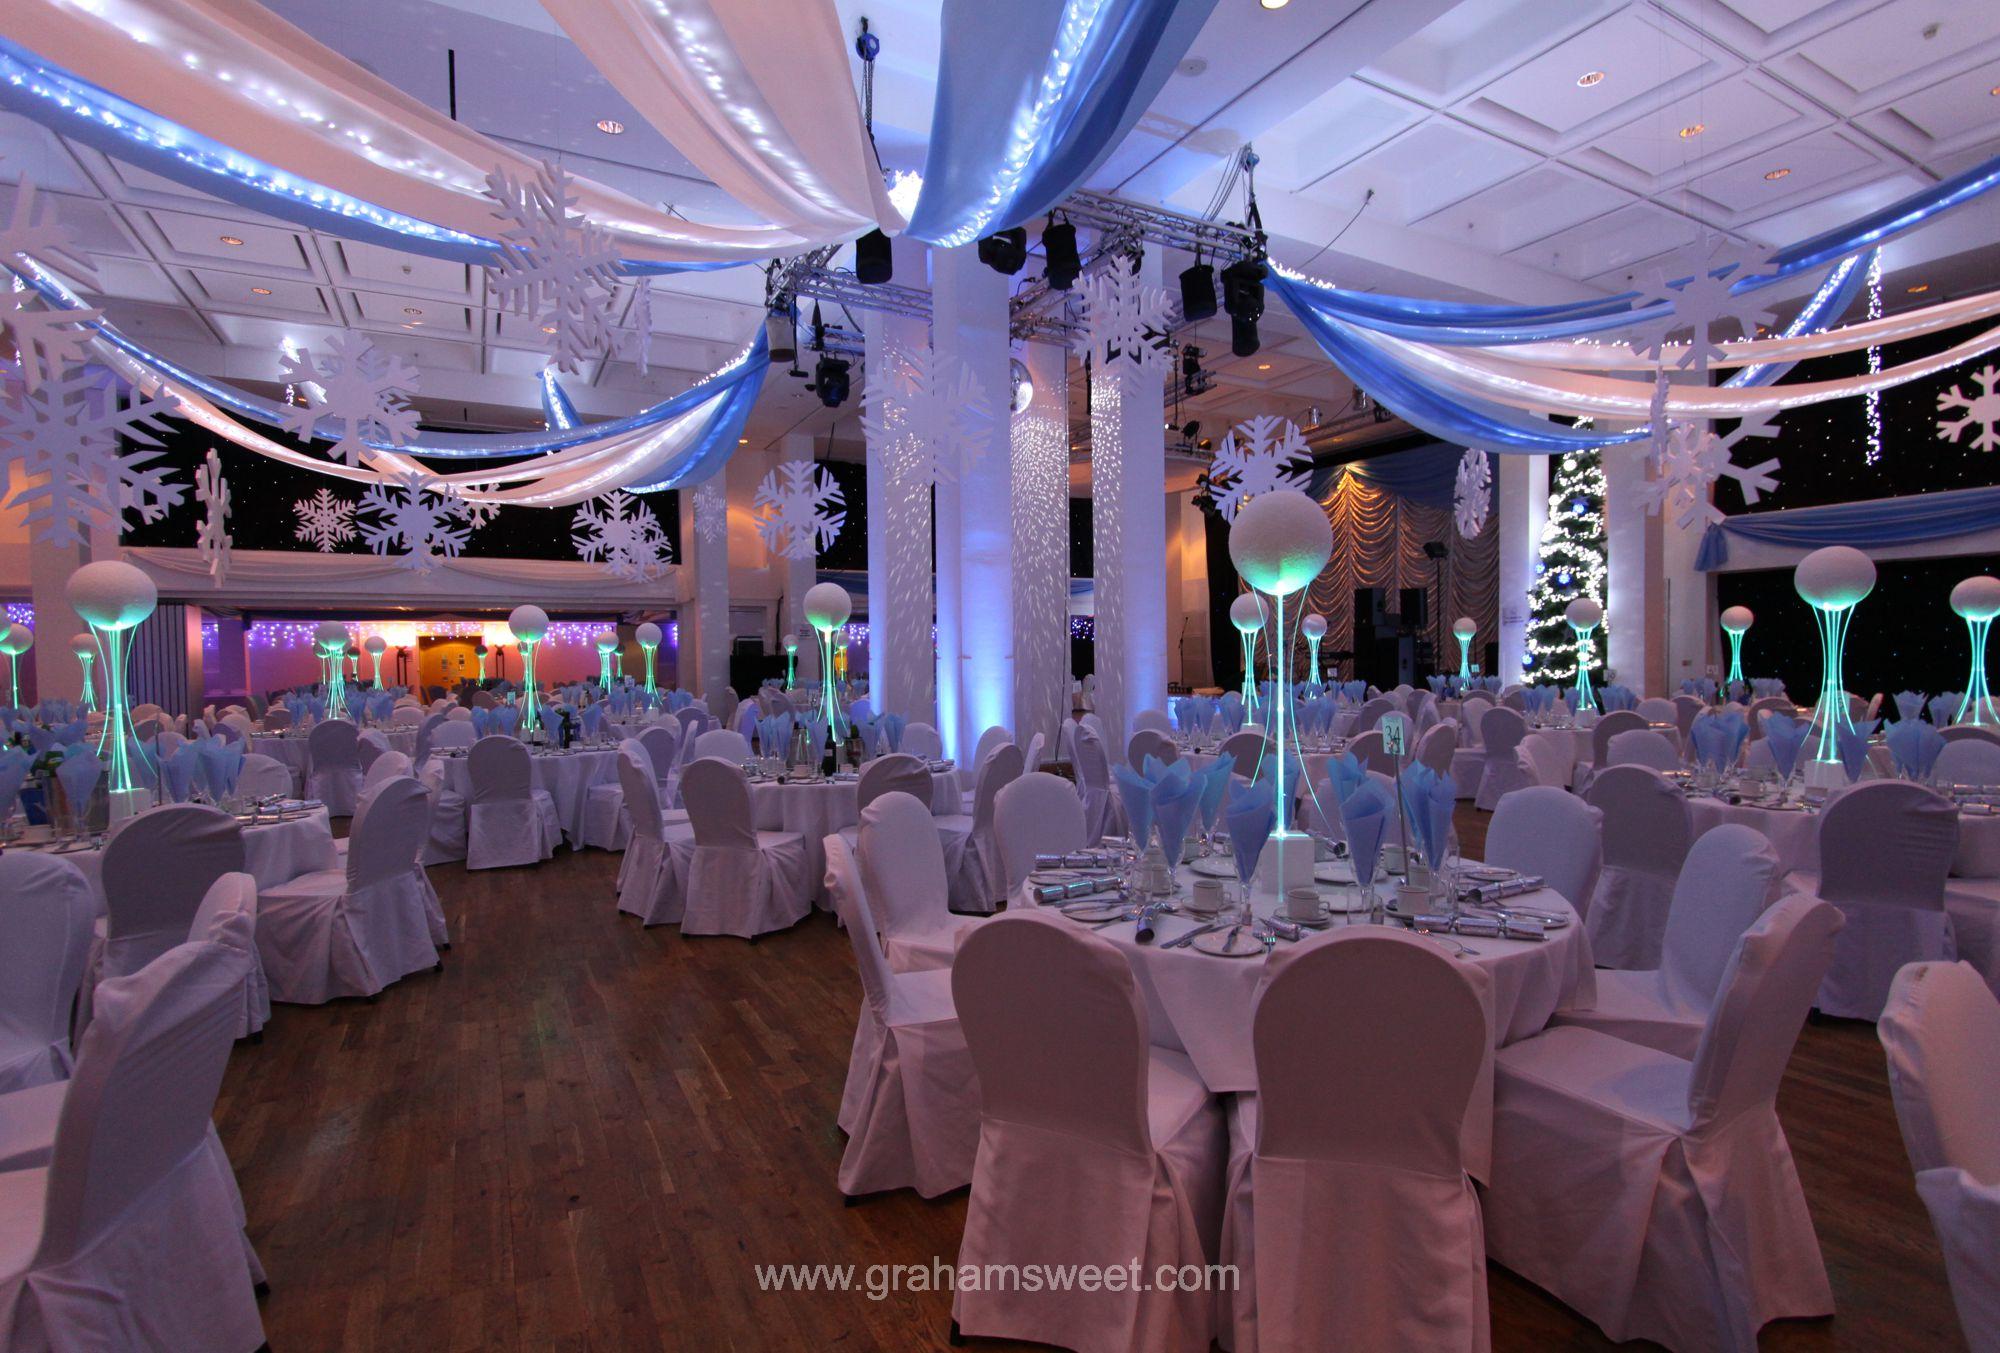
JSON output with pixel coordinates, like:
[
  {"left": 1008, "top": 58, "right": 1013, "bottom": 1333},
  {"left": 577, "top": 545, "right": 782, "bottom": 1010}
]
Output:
[{"left": 419, "top": 636, "right": 478, "bottom": 695}]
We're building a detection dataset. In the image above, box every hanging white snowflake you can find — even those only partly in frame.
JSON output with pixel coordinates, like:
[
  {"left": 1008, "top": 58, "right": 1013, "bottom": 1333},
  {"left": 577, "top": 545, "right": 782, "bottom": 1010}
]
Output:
[
  {"left": 692, "top": 480, "right": 728, "bottom": 545},
  {"left": 0, "top": 366, "right": 183, "bottom": 545},
  {"left": 355, "top": 470, "right": 472, "bottom": 573},
  {"left": 1453, "top": 447, "right": 1492, "bottom": 539},
  {"left": 1640, "top": 415, "right": 1782, "bottom": 530},
  {"left": 278, "top": 333, "right": 420, "bottom": 465},
  {"left": 1, "top": 174, "right": 97, "bottom": 286},
  {"left": 572, "top": 489, "right": 671, "bottom": 581},
  {"left": 752, "top": 460, "right": 845, "bottom": 560},
  {"left": 293, "top": 486, "right": 358, "bottom": 552},
  {"left": 1073, "top": 255, "right": 1173, "bottom": 374},
  {"left": 484, "top": 160, "right": 622, "bottom": 374},
  {"left": 194, "top": 448, "right": 231, "bottom": 584},
  {"left": 1937, "top": 364, "right": 2000, "bottom": 453},
  {"left": 859, "top": 342, "right": 995, "bottom": 486},
  {"left": 623, "top": 279, "right": 653, "bottom": 377},
  {"left": 450, "top": 480, "right": 504, "bottom": 528},
  {"left": 1627, "top": 235, "right": 1777, "bottom": 374},
  {"left": 1208, "top": 414, "right": 1311, "bottom": 520},
  {"left": 1, "top": 174, "right": 104, "bottom": 394}
]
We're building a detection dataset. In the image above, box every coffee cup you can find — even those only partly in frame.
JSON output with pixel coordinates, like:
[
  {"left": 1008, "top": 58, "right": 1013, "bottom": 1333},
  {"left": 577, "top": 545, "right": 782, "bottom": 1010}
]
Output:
[
  {"left": 1189, "top": 878, "right": 1226, "bottom": 915},
  {"left": 1284, "top": 885, "right": 1321, "bottom": 922}
]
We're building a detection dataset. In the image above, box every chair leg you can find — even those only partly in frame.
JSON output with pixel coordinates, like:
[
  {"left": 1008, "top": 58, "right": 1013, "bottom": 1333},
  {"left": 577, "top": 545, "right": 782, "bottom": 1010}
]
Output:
[
  {"left": 254, "top": 1280, "right": 271, "bottom": 1299},
  {"left": 948, "top": 1319, "right": 965, "bottom": 1346}
]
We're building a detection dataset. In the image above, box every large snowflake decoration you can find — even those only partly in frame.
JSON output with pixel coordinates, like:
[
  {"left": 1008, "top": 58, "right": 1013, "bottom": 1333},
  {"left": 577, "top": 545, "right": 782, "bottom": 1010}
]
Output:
[
  {"left": 1208, "top": 414, "right": 1312, "bottom": 521},
  {"left": 1454, "top": 447, "right": 1492, "bottom": 539},
  {"left": 572, "top": 489, "right": 671, "bottom": 581},
  {"left": 194, "top": 448, "right": 231, "bottom": 584},
  {"left": 752, "top": 460, "right": 844, "bottom": 560},
  {"left": 355, "top": 470, "right": 472, "bottom": 573},
  {"left": 484, "top": 160, "right": 622, "bottom": 374},
  {"left": 0, "top": 367, "right": 183, "bottom": 545},
  {"left": 293, "top": 486, "right": 357, "bottom": 552},
  {"left": 1627, "top": 235, "right": 1777, "bottom": 374},
  {"left": 860, "top": 342, "right": 995, "bottom": 486},
  {"left": 2, "top": 175, "right": 103, "bottom": 393},
  {"left": 692, "top": 480, "right": 728, "bottom": 545},
  {"left": 1073, "top": 255, "right": 1173, "bottom": 374},
  {"left": 1640, "top": 415, "right": 1782, "bottom": 530},
  {"left": 1937, "top": 364, "right": 2000, "bottom": 453},
  {"left": 278, "top": 333, "right": 420, "bottom": 465}
]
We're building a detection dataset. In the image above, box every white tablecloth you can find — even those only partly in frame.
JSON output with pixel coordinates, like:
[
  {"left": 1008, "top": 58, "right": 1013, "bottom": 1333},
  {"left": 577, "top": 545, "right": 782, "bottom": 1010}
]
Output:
[
  {"left": 746, "top": 770, "right": 962, "bottom": 903},
  {"left": 438, "top": 748, "right": 619, "bottom": 846},
  {"left": 1017, "top": 864, "right": 1595, "bottom": 1181},
  {"left": 1688, "top": 795, "right": 2000, "bottom": 879},
  {"left": 13, "top": 807, "right": 338, "bottom": 903}
]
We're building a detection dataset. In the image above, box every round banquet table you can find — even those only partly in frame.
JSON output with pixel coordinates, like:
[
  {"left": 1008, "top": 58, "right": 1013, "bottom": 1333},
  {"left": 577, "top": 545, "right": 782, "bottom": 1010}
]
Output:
[
  {"left": 1015, "top": 861, "right": 1596, "bottom": 1182},
  {"left": 9, "top": 806, "right": 338, "bottom": 904},
  {"left": 252, "top": 728, "right": 419, "bottom": 781},
  {"left": 746, "top": 769, "right": 963, "bottom": 904},
  {"left": 1687, "top": 793, "right": 2000, "bottom": 879},
  {"left": 436, "top": 746, "right": 619, "bottom": 847}
]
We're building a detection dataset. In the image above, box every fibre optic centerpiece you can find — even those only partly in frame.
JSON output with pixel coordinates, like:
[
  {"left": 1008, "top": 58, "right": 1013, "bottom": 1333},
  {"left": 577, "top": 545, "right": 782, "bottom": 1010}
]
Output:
[
  {"left": 474, "top": 643, "right": 488, "bottom": 682},
  {"left": 1720, "top": 606, "right": 1754, "bottom": 687},
  {"left": 508, "top": 605, "right": 550, "bottom": 733},
  {"left": 1229, "top": 489, "right": 1335, "bottom": 896},
  {"left": 594, "top": 630, "right": 620, "bottom": 688},
  {"left": 68, "top": 561, "right": 156, "bottom": 823},
  {"left": 803, "top": 584, "right": 851, "bottom": 744},
  {"left": 0, "top": 624, "right": 32, "bottom": 708},
  {"left": 1564, "top": 599, "right": 1603, "bottom": 713},
  {"left": 363, "top": 635, "right": 387, "bottom": 689},
  {"left": 1452, "top": 616, "right": 1477, "bottom": 682},
  {"left": 1229, "top": 593, "right": 1268, "bottom": 723},
  {"left": 1950, "top": 576, "right": 2000, "bottom": 728},
  {"left": 314, "top": 621, "right": 351, "bottom": 715},
  {"left": 1794, "top": 546, "right": 1876, "bottom": 775},
  {"left": 636, "top": 622, "right": 662, "bottom": 694},
  {"left": 782, "top": 632, "right": 800, "bottom": 690},
  {"left": 69, "top": 633, "right": 97, "bottom": 710},
  {"left": 1301, "top": 612, "right": 1327, "bottom": 686}
]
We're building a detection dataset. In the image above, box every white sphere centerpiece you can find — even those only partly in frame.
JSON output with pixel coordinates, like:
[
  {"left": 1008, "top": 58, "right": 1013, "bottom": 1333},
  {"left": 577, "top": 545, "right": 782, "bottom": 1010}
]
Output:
[
  {"left": 1300, "top": 612, "right": 1328, "bottom": 684},
  {"left": 593, "top": 628, "right": 620, "bottom": 687},
  {"left": 1452, "top": 615, "right": 1477, "bottom": 680},
  {"left": 507, "top": 605, "right": 551, "bottom": 731},
  {"left": 68, "top": 561, "right": 156, "bottom": 633},
  {"left": 1719, "top": 605, "right": 1755, "bottom": 685},
  {"left": 65, "top": 560, "right": 159, "bottom": 812},
  {"left": 363, "top": 633, "right": 388, "bottom": 689},
  {"left": 1793, "top": 546, "right": 1876, "bottom": 767},
  {"left": 69, "top": 631, "right": 98, "bottom": 710},
  {"left": 1563, "top": 599, "right": 1604, "bottom": 712},
  {"left": 1229, "top": 592, "right": 1268, "bottom": 634},
  {"left": 802, "top": 583, "right": 852, "bottom": 738},
  {"left": 634, "top": 621, "right": 663, "bottom": 693},
  {"left": 1951, "top": 576, "right": 2000, "bottom": 728},
  {"left": 0, "top": 623, "right": 30, "bottom": 709}
]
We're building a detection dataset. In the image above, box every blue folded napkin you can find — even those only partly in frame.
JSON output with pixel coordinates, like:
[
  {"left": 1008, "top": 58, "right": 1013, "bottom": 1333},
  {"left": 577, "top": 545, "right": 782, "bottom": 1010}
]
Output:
[
  {"left": 1690, "top": 712, "right": 1747, "bottom": 771},
  {"left": 1893, "top": 691, "right": 1927, "bottom": 723},
  {"left": 0, "top": 748, "right": 30, "bottom": 819},
  {"left": 197, "top": 736, "right": 244, "bottom": 797},
  {"left": 162, "top": 742, "right": 199, "bottom": 801},
  {"left": 1399, "top": 762, "right": 1457, "bottom": 870},
  {"left": 1338, "top": 777, "right": 1394, "bottom": 888},
  {"left": 1114, "top": 765, "right": 1159, "bottom": 853},
  {"left": 1152, "top": 768, "right": 1201, "bottom": 859},
  {"left": 55, "top": 748, "right": 102, "bottom": 810},
  {"left": 1885, "top": 718, "right": 1945, "bottom": 779},
  {"left": 1930, "top": 694, "right": 1963, "bottom": 727},
  {"left": 1836, "top": 718, "right": 1880, "bottom": 782},
  {"left": 1195, "top": 753, "right": 1235, "bottom": 834},
  {"left": 1323, "top": 750, "right": 1367, "bottom": 806},
  {"left": 1224, "top": 778, "right": 1276, "bottom": 888},
  {"left": 471, "top": 708, "right": 492, "bottom": 737},
  {"left": 1763, "top": 714, "right": 1810, "bottom": 780}
]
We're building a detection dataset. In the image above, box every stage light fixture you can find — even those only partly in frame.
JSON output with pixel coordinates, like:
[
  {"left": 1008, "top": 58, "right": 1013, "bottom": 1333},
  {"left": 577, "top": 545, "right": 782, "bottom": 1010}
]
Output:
[
  {"left": 1041, "top": 216, "right": 1080, "bottom": 290},
  {"left": 853, "top": 228, "right": 893, "bottom": 285},
  {"left": 1179, "top": 261, "right": 1218, "bottom": 321},
  {"left": 977, "top": 227, "right": 1029, "bottom": 275},
  {"left": 813, "top": 355, "right": 852, "bottom": 408},
  {"left": 1181, "top": 344, "right": 1203, "bottom": 380},
  {"left": 1222, "top": 253, "right": 1267, "bottom": 358}
]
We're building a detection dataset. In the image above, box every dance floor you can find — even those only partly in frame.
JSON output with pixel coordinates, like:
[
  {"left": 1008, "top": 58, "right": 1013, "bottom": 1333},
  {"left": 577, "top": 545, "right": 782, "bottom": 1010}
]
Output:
[{"left": 212, "top": 807, "right": 1965, "bottom": 1352}]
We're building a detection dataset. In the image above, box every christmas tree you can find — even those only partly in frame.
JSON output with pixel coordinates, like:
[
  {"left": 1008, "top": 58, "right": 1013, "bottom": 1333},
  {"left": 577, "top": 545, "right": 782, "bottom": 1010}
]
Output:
[{"left": 1524, "top": 448, "right": 1608, "bottom": 684}]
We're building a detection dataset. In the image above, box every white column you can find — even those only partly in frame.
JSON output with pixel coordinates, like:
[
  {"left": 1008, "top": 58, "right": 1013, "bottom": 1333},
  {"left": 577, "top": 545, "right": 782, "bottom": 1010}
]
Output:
[
  {"left": 31, "top": 536, "right": 90, "bottom": 708},
  {"left": 1603, "top": 439, "right": 1660, "bottom": 692},
  {"left": 778, "top": 432, "right": 821, "bottom": 689},
  {"left": 679, "top": 479, "right": 730, "bottom": 702},
  {"left": 1496, "top": 454, "right": 1548, "bottom": 681},
  {"left": 864, "top": 238, "right": 936, "bottom": 724},
  {"left": 931, "top": 244, "right": 1012, "bottom": 760},
  {"left": 1012, "top": 339, "right": 1071, "bottom": 761}
]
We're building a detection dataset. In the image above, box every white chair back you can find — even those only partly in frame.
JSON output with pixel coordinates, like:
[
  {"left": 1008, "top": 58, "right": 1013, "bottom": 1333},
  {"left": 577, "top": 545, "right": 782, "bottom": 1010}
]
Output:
[
  {"left": 1023, "top": 731, "right": 1047, "bottom": 772},
  {"left": 1881, "top": 961, "right": 2000, "bottom": 1183},
  {"left": 260, "top": 708, "right": 292, "bottom": 732},
  {"left": 362, "top": 749, "right": 413, "bottom": 792},
  {"left": 858, "top": 791, "right": 956, "bottom": 941},
  {"left": 355, "top": 729, "right": 389, "bottom": 772},
  {"left": 237, "top": 753, "right": 292, "bottom": 800},
  {"left": 1073, "top": 731, "right": 1112, "bottom": 793},
  {"left": 1745, "top": 696, "right": 1794, "bottom": 740},
  {"left": 691, "top": 728, "right": 752, "bottom": 764},
  {"left": 972, "top": 724, "right": 1012, "bottom": 775},
  {"left": 1480, "top": 706, "right": 1527, "bottom": 759},
  {"left": 1818, "top": 781, "right": 1958, "bottom": 911},
  {"left": 1352, "top": 697, "right": 1395, "bottom": 736},
  {"left": 1414, "top": 721, "right": 1457, "bottom": 776},
  {"left": 1485, "top": 786, "right": 1602, "bottom": 912},
  {"left": 1659, "top": 824, "right": 1779, "bottom": 1007},
  {"left": 616, "top": 743, "right": 664, "bottom": 844},
  {"left": 188, "top": 871, "right": 257, "bottom": 951},
  {"left": 389, "top": 705, "right": 424, "bottom": 727},
  {"left": 445, "top": 707, "right": 473, "bottom": 722},
  {"left": 1939, "top": 724, "right": 2000, "bottom": 747},
  {"left": 1347, "top": 730, "right": 1396, "bottom": 777},
  {"left": 467, "top": 736, "right": 534, "bottom": 806},
  {"left": 1673, "top": 694, "right": 1705, "bottom": 746},
  {"left": 347, "top": 777, "right": 432, "bottom": 890},
  {"left": 824, "top": 836, "right": 895, "bottom": 1022},
  {"left": 995, "top": 772, "right": 1088, "bottom": 893},
  {"left": 1457, "top": 696, "right": 1494, "bottom": 746},
  {"left": 1132, "top": 708, "right": 1173, "bottom": 736},
  {"left": 0, "top": 854, "right": 96, "bottom": 1081},
  {"left": 1518, "top": 731, "right": 1570, "bottom": 788},
  {"left": 1934, "top": 737, "right": 2000, "bottom": 785},
  {"left": 220, "top": 712, "right": 255, "bottom": 743},
  {"left": 1606, "top": 729, "right": 1679, "bottom": 771},
  {"left": 638, "top": 724, "right": 681, "bottom": 784},
  {"left": 856, "top": 753, "right": 931, "bottom": 812},
  {"left": 903, "top": 722, "right": 944, "bottom": 760},
  {"left": 679, "top": 758, "right": 758, "bottom": 849},
  {"left": 1634, "top": 697, "right": 1677, "bottom": 725},
  {"left": 1125, "top": 729, "right": 1176, "bottom": 772},
  {"left": 430, "top": 721, "right": 476, "bottom": 750},
  {"left": 101, "top": 806, "right": 245, "bottom": 976},
  {"left": 1590, "top": 710, "right": 1647, "bottom": 767},
  {"left": 968, "top": 742, "right": 1025, "bottom": 833},
  {"left": 306, "top": 718, "right": 360, "bottom": 773},
  {"left": 1218, "top": 730, "right": 1268, "bottom": 775},
  {"left": 1587, "top": 766, "right": 1693, "bottom": 878}
]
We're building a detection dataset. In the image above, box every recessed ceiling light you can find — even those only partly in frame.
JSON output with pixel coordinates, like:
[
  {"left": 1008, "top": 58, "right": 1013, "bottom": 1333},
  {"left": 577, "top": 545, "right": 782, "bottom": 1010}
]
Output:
[
  {"left": 1678, "top": 123, "right": 1705, "bottom": 139},
  {"left": 250, "top": 286, "right": 272, "bottom": 295},
  {"left": 1577, "top": 71, "right": 1606, "bottom": 88},
  {"left": 1991, "top": 84, "right": 2000, "bottom": 96},
  {"left": 1257, "top": 363, "right": 1272, "bottom": 370},
  {"left": 1908, "top": 283, "right": 1930, "bottom": 294},
  {"left": 402, "top": 306, "right": 423, "bottom": 316},
  {"left": 595, "top": 118, "right": 625, "bottom": 135},
  {"left": 1764, "top": 167, "right": 1791, "bottom": 180},
  {"left": 219, "top": 234, "right": 245, "bottom": 246},
  {"left": 1258, "top": 0, "right": 1289, "bottom": 9},
  {"left": 738, "top": 437, "right": 749, "bottom": 445},
  {"left": 540, "top": 324, "right": 558, "bottom": 334}
]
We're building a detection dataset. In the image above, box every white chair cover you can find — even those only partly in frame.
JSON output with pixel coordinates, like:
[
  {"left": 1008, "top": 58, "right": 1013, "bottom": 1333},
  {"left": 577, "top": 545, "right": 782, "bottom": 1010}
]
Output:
[
  {"left": 994, "top": 772, "right": 1087, "bottom": 896},
  {"left": 1935, "top": 737, "right": 2000, "bottom": 786},
  {"left": 0, "top": 941, "right": 264, "bottom": 1353},
  {"left": 1484, "top": 786, "right": 1602, "bottom": 914},
  {"left": 1674, "top": 695, "right": 1706, "bottom": 751},
  {"left": 361, "top": 749, "right": 412, "bottom": 794},
  {"left": 1073, "top": 732, "right": 1118, "bottom": 845},
  {"left": 355, "top": 729, "right": 389, "bottom": 772},
  {"left": 859, "top": 791, "right": 981, "bottom": 974},
  {"left": 672, "top": 759, "right": 810, "bottom": 938},
  {"left": 0, "top": 856, "right": 96, "bottom": 1093},
  {"left": 236, "top": 753, "right": 293, "bottom": 801},
  {"left": 1606, "top": 728, "right": 1680, "bottom": 771},
  {"left": 1587, "top": 709, "right": 1648, "bottom": 774},
  {"left": 464, "top": 736, "right": 561, "bottom": 871},
  {"left": 1558, "top": 824, "right": 1779, "bottom": 1057},
  {"left": 1790, "top": 780, "right": 1959, "bottom": 1019},
  {"left": 1132, "top": 708, "right": 1173, "bottom": 736},
  {"left": 429, "top": 720, "right": 476, "bottom": 750},
  {"left": 1414, "top": 721, "right": 1457, "bottom": 777},
  {"left": 1352, "top": 696, "right": 1395, "bottom": 737},
  {"left": 614, "top": 744, "right": 691, "bottom": 926},
  {"left": 949, "top": 912, "right": 1225, "bottom": 1352},
  {"left": 1879, "top": 961, "right": 2000, "bottom": 1352},
  {"left": 1457, "top": 696, "right": 1494, "bottom": 747},
  {"left": 1483, "top": 895, "right": 1843, "bottom": 1350},
  {"left": 1126, "top": 729, "right": 1176, "bottom": 772},
  {"left": 939, "top": 743, "right": 1023, "bottom": 914},
  {"left": 1585, "top": 766, "right": 1695, "bottom": 965},
  {"left": 1347, "top": 730, "right": 1397, "bottom": 778},
  {"left": 93, "top": 806, "right": 247, "bottom": 1015},
  {"left": 1635, "top": 697, "right": 1678, "bottom": 725},
  {"left": 1218, "top": 730, "right": 1269, "bottom": 776},
  {"left": 305, "top": 719, "right": 364, "bottom": 816},
  {"left": 1306, "top": 770, "right": 1409, "bottom": 849},
  {"left": 690, "top": 728, "right": 751, "bottom": 764},
  {"left": 902, "top": 722, "right": 944, "bottom": 760},
  {"left": 1474, "top": 707, "right": 1531, "bottom": 810},
  {"left": 824, "top": 836, "right": 978, "bottom": 1199},
  {"left": 855, "top": 754, "right": 931, "bottom": 813},
  {"left": 256, "top": 777, "right": 439, "bottom": 1003},
  {"left": 388, "top": 705, "right": 423, "bottom": 728},
  {"left": 1224, "top": 931, "right": 1491, "bottom": 1353},
  {"left": 1941, "top": 724, "right": 2000, "bottom": 747},
  {"left": 1745, "top": 696, "right": 1794, "bottom": 741},
  {"left": 971, "top": 724, "right": 1012, "bottom": 780},
  {"left": 1518, "top": 731, "right": 1570, "bottom": 789}
]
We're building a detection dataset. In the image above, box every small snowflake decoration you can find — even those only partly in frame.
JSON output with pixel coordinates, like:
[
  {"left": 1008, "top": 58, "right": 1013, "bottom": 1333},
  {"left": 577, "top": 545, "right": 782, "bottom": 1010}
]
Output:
[
  {"left": 450, "top": 480, "right": 503, "bottom": 528},
  {"left": 279, "top": 333, "right": 420, "bottom": 465},
  {"left": 1937, "top": 364, "right": 2000, "bottom": 453},
  {"left": 293, "top": 486, "right": 357, "bottom": 552},
  {"left": 752, "top": 460, "right": 844, "bottom": 560},
  {"left": 0, "top": 366, "right": 183, "bottom": 545},
  {"left": 692, "top": 480, "right": 728, "bottom": 545},
  {"left": 860, "top": 343, "right": 994, "bottom": 486},
  {"left": 1208, "top": 414, "right": 1311, "bottom": 520},
  {"left": 573, "top": 489, "right": 671, "bottom": 581},
  {"left": 1454, "top": 448, "right": 1492, "bottom": 539},
  {"left": 356, "top": 470, "right": 472, "bottom": 573},
  {"left": 485, "top": 160, "right": 622, "bottom": 374},
  {"left": 1628, "top": 235, "right": 1777, "bottom": 374},
  {"left": 1073, "top": 255, "right": 1173, "bottom": 374},
  {"left": 1640, "top": 415, "right": 1782, "bottom": 530},
  {"left": 194, "top": 448, "right": 231, "bottom": 584}
]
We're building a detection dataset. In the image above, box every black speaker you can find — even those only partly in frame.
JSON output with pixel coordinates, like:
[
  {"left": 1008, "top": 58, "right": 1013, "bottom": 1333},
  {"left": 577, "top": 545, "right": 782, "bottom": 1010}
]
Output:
[
  {"left": 853, "top": 228, "right": 893, "bottom": 284},
  {"left": 1399, "top": 587, "right": 1428, "bottom": 634},
  {"left": 1354, "top": 587, "right": 1389, "bottom": 636}
]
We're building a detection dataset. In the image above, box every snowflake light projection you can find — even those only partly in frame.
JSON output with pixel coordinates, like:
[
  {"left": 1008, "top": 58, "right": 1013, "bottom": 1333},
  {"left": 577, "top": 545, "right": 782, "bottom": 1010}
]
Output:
[
  {"left": 484, "top": 160, "right": 622, "bottom": 373},
  {"left": 1454, "top": 447, "right": 1492, "bottom": 539},
  {"left": 859, "top": 341, "right": 994, "bottom": 486},
  {"left": 356, "top": 470, "right": 473, "bottom": 573},
  {"left": 692, "top": 480, "right": 728, "bottom": 544},
  {"left": 572, "top": 489, "right": 671, "bottom": 581},
  {"left": 1938, "top": 364, "right": 2000, "bottom": 453},
  {"left": 1208, "top": 414, "right": 1311, "bottom": 520},
  {"left": 279, "top": 333, "right": 420, "bottom": 465},
  {"left": 0, "top": 367, "right": 183, "bottom": 545},
  {"left": 194, "top": 448, "right": 231, "bottom": 584},
  {"left": 1, "top": 174, "right": 104, "bottom": 392},
  {"left": 1628, "top": 235, "right": 1778, "bottom": 374},
  {"left": 752, "top": 460, "right": 845, "bottom": 560},
  {"left": 1640, "top": 415, "right": 1782, "bottom": 530},
  {"left": 1073, "top": 254, "right": 1173, "bottom": 374},
  {"left": 293, "top": 486, "right": 357, "bottom": 552}
]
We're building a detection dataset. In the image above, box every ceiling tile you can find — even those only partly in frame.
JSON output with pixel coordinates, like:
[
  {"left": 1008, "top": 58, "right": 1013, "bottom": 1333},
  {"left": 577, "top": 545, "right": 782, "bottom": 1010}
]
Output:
[
  {"left": 1580, "top": 72, "right": 1818, "bottom": 183},
  {"left": 329, "top": 239, "right": 471, "bottom": 297},
  {"left": 1680, "top": 125, "right": 1884, "bottom": 215},
  {"left": 187, "top": 269, "right": 331, "bottom": 319},
  {"left": 348, "top": 289, "right": 474, "bottom": 335},
  {"left": 1296, "top": 120, "right": 1540, "bottom": 222},
  {"left": 1787, "top": 0, "right": 2000, "bottom": 99},
  {"left": 1870, "top": 53, "right": 2000, "bottom": 148},
  {"left": 144, "top": 208, "right": 312, "bottom": 271},
  {"left": 1412, "top": 162, "right": 1635, "bottom": 253},
  {"left": 1363, "top": 0, "right": 1622, "bottom": 107},
  {"left": 1506, "top": 201, "right": 1710, "bottom": 282},
  {"left": 1465, "top": 8, "right": 1711, "bottom": 142},
  {"left": 1248, "top": 81, "right": 1429, "bottom": 194}
]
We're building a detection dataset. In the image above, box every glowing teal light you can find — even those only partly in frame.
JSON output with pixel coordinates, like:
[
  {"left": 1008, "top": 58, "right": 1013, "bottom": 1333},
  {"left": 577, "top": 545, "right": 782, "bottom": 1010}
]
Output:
[
  {"left": 1796, "top": 548, "right": 1876, "bottom": 764},
  {"left": 1952, "top": 578, "right": 2000, "bottom": 728},
  {"left": 1306, "top": 632, "right": 1322, "bottom": 686},
  {"left": 641, "top": 643, "right": 657, "bottom": 694},
  {"left": 1571, "top": 626, "right": 1599, "bottom": 712},
  {"left": 91, "top": 626, "right": 139, "bottom": 791},
  {"left": 77, "top": 651, "right": 96, "bottom": 710},
  {"left": 519, "top": 641, "right": 542, "bottom": 732}
]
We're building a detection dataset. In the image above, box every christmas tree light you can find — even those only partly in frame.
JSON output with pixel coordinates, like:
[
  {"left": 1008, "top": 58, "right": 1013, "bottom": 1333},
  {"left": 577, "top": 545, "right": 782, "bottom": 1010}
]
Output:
[{"left": 1525, "top": 449, "right": 1608, "bottom": 684}]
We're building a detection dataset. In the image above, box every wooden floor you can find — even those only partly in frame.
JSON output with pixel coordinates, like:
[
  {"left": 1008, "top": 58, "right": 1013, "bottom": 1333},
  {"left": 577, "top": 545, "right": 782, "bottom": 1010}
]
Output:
[{"left": 215, "top": 807, "right": 1964, "bottom": 1352}]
